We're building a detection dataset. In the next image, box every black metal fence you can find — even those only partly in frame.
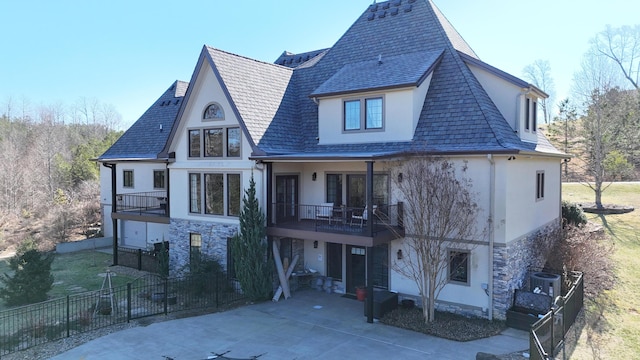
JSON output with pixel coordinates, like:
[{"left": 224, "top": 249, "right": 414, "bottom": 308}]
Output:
[
  {"left": 0, "top": 272, "right": 245, "bottom": 357},
  {"left": 530, "top": 272, "right": 584, "bottom": 360},
  {"left": 118, "top": 246, "right": 162, "bottom": 272}
]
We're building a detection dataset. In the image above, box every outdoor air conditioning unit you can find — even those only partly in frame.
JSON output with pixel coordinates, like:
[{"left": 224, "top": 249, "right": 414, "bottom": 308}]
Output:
[{"left": 530, "top": 272, "right": 562, "bottom": 298}]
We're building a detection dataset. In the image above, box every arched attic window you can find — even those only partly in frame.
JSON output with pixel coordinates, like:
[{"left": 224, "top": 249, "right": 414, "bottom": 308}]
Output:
[{"left": 203, "top": 103, "right": 224, "bottom": 120}]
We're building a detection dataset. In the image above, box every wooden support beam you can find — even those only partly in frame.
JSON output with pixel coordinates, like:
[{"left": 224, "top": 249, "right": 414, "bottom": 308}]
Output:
[
  {"left": 272, "top": 240, "right": 291, "bottom": 299},
  {"left": 272, "top": 254, "right": 299, "bottom": 301}
]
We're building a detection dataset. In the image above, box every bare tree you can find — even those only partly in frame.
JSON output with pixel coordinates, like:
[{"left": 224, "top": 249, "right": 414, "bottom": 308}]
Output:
[
  {"left": 389, "top": 157, "right": 484, "bottom": 323},
  {"left": 593, "top": 25, "right": 640, "bottom": 90},
  {"left": 523, "top": 59, "right": 556, "bottom": 124}
]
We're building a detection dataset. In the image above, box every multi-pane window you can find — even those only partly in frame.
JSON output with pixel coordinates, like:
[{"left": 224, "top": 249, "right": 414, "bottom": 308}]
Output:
[
  {"left": 344, "top": 100, "right": 361, "bottom": 130},
  {"left": 449, "top": 250, "right": 470, "bottom": 284},
  {"left": 123, "top": 170, "right": 134, "bottom": 188},
  {"left": 345, "top": 173, "right": 389, "bottom": 208},
  {"left": 227, "top": 174, "right": 241, "bottom": 216},
  {"left": 189, "top": 129, "right": 201, "bottom": 157},
  {"left": 343, "top": 97, "right": 384, "bottom": 131},
  {"left": 205, "top": 174, "right": 224, "bottom": 215},
  {"left": 326, "top": 174, "right": 343, "bottom": 205},
  {"left": 189, "top": 172, "right": 240, "bottom": 217},
  {"left": 365, "top": 98, "right": 383, "bottom": 129},
  {"left": 189, "top": 173, "right": 201, "bottom": 213},
  {"left": 204, "top": 128, "right": 223, "bottom": 157},
  {"left": 536, "top": 171, "right": 545, "bottom": 200},
  {"left": 188, "top": 127, "right": 241, "bottom": 158},
  {"left": 153, "top": 170, "right": 165, "bottom": 189}
]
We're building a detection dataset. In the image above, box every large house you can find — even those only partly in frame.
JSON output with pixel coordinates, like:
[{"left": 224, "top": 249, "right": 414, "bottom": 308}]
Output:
[{"left": 98, "top": 0, "right": 565, "bottom": 320}]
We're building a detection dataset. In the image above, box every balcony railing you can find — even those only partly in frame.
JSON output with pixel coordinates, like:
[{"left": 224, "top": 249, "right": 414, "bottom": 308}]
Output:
[
  {"left": 116, "top": 191, "right": 168, "bottom": 217},
  {"left": 269, "top": 203, "right": 403, "bottom": 237}
]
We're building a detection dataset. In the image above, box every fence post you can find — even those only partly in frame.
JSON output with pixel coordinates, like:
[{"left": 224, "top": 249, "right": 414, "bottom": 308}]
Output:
[
  {"left": 66, "top": 295, "right": 70, "bottom": 338},
  {"left": 137, "top": 249, "right": 142, "bottom": 270},
  {"left": 163, "top": 277, "right": 168, "bottom": 315},
  {"left": 127, "top": 283, "right": 131, "bottom": 323}
]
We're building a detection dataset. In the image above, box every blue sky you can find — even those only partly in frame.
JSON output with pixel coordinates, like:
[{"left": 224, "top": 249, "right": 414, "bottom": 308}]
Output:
[{"left": 1, "top": 0, "right": 638, "bottom": 129}]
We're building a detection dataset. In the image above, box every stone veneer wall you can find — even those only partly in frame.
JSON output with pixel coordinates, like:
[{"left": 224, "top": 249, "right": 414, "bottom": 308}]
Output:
[
  {"left": 492, "top": 219, "right": 561, "bottom": 319},
  {"left": 168, "top": 218, "right": 239, "bottom": 276}
]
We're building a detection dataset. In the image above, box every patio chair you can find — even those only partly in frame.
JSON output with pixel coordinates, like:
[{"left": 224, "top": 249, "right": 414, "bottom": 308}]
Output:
[
  {"left": 351, "top": 205, "right": 377, "bottom": 227},
  {"left": 316, "top": 202, "right": 334, "bottom": 224}
]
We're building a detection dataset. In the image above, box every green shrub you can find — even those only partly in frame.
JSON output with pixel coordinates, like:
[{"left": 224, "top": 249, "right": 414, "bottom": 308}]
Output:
[
  {"left": 0, "top": 239, "right": 54, "bottom": 306},
  {"left": 562, "top": 200, "right": 587, "bottom": 227}
]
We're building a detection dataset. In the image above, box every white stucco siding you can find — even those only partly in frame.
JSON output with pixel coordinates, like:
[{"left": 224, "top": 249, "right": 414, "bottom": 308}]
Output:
[
  {"left": 317, "top": 80, "right": 431, "bottom": 145},
  {"left": 167, "top": 59, "right": 265, "bottom": 221},
  {"left": 389, "top": 239, "right": 491, "bottom": 312},
  {"left": 169, "top": 61, "right": 250, "bottom": 161},
  {"left": 116, "top": 163, "right": 168, "bottom": 194},
  {"left": 467, "top": 64, "right": 521, "bottom": 132},
  {"left": 502, "top": 157, "right": 561, "bottom": 242}
]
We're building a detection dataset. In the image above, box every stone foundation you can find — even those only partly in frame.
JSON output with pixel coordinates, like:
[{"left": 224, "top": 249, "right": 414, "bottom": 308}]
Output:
[
  {"left": 168, "top": 218, "right": 239, "bottom": 276},
  {"left": 492, "top": 220, "right": 561, "bottom": 319}
]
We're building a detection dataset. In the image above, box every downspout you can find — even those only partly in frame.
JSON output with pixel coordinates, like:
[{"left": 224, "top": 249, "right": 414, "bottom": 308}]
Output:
[
  {"left": 486, "top": 154, "right": 495, "bottom": 320},
  {"left": 102, "top": 162, "right": 118, "bottom": 266}
]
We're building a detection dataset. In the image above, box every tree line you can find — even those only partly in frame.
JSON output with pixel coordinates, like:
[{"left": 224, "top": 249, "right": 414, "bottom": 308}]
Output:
[
  {"left": 0, "top": 98, "right": 123, "bottom": 250},
  {"left": 524, "top": 25, "right": 640, "bottom": 207}
]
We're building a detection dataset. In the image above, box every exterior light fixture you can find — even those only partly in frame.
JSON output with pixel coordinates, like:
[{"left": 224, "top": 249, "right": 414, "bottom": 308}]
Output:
[
  {"left": 312, "top": 172, "right": 317, "bottom": 181},
  {"left": 397, "top": 173, "right": 403, "bottom": 183},
  {"left": 314, "top": 240, "right": 318, "bottom": 249},
  {"left": 397, "top": 249, "right": 403, "bottom": 260}
]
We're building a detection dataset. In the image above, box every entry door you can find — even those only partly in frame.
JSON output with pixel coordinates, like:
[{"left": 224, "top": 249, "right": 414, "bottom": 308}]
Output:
[
  {"left": 275, "top": 175, "right": 298, "bottom": 223},
  {"left": 346, "top": 245, "right": 366, "bottom": 294}
]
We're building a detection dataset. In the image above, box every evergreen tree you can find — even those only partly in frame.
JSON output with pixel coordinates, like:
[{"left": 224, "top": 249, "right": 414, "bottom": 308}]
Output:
[
  {"left": 0, "top": 239, "right": 55, "bottom": 306},
  {"left": 229, "top": 174, "right": 273, "bottom": 301}
]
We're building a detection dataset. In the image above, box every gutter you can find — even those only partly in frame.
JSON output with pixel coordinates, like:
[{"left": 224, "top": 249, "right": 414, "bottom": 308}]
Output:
[{"left": 486, "top": 154, "right": 495, "bottom": 320}]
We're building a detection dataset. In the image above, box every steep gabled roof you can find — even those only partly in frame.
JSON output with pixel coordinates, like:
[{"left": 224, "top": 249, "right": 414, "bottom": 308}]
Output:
[
  {"left": 99, "top": 80, "right": 187, "bottom": 161},
  {"left": 205, "top": 47, "right": 297, "bottom": 153}
]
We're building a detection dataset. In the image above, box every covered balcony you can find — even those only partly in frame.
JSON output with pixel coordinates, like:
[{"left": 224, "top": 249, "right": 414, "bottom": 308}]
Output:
[
  {"left": 113, "top": 191, "right": 169, "bottom": 223},
  {"left": 267, "top": 203, "right": 404, "bottom": 247}
]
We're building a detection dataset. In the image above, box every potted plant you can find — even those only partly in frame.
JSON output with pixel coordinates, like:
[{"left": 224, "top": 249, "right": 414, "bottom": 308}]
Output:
[{"left": 356, "top": 286, "right": 367, "bottom": 301}]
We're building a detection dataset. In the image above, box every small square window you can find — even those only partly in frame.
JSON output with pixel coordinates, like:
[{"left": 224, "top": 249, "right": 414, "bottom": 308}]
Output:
[
  {"left": 123, "top": 170, "right": 134, "bottom": 188},
  {"left": 153, "top": 170, "right": 165, "bottom": 189},
  {"left": 449, "top": 250, "right": 469, "bottom": 284}
]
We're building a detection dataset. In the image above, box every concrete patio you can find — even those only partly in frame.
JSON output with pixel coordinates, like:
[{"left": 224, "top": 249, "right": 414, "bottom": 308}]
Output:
[{"left": 51, "top": 289, "right": 529, "bottom": 359}]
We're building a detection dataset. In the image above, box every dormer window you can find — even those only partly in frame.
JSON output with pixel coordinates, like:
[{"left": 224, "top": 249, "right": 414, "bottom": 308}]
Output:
[
  {"left": 525, "top": 98, "right": 537, "bottom": 133},
  {"left": 343, "top": 97, "right": 384, "bottom": 131},
  {"left": 203, "top": 103, "right": 224, "bottom": 120}
]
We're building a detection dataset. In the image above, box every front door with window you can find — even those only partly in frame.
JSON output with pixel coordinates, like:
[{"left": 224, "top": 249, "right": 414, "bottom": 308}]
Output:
[
  {"left": 275, "top": 175, "right": 298, "bottom": 223},
  {"left": 346, "top": 245, "right": 366, "bottom": 294}
]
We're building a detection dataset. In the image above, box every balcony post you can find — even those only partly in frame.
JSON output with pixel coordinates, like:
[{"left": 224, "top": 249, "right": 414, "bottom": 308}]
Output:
[
  {"left": 366, "top": 161, "right": 374, "bottom": 237},
  {"left": 266, "top": 162, "right": 273, "bottom": 226}
]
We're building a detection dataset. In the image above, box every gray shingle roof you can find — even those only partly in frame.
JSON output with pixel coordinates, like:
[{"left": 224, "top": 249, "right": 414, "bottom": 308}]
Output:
[
  {"left": 310, "top": 50, "right": 443, "bottom": 98},
  {"left": 206, "top": 47, "right": 297, "bottom": 152},
  {"left": 99, "top": 80, "right": 187, "bottom": 161}
]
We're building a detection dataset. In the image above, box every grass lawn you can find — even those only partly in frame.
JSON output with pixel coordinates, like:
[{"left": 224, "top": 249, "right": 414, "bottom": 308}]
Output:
[
  {"left": 563, "top": 182, "right": 640, "bottom": 359},
  {"left": 0, "top": 250, "right": 138, "bottom": 312}
]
